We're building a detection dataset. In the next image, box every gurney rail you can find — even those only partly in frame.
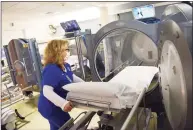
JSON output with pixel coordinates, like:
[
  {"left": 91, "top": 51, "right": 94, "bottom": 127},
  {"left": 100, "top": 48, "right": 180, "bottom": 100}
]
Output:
[
  {"left": 121, "top": 87, "right": 146, "bottom": 130},
  {"left": 68, "top": 96, "right": 112, "bottom": 111}
]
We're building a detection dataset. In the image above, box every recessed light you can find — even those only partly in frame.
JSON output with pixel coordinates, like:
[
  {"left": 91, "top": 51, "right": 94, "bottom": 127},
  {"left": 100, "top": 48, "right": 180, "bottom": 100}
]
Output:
[
  {"left": 45, "top": 12, "right": 60, "bottom": 15},
  {"left": 45, "top": 12, "right": 53, "bottom": 15},
  {"left": 61, "top": 3, "right": 65, "bottom": 6}
]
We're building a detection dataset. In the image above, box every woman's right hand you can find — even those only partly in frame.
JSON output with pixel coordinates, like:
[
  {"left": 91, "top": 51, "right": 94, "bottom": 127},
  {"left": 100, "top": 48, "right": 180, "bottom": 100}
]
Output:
[{"left": 63, "top": 101, "right": 73, "bottom": 112}]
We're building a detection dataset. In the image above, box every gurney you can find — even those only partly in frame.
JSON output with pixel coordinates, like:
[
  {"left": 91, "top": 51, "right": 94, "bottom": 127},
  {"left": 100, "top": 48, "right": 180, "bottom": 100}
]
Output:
[
  {"left": 65, "top": 66, "right": 158, "bottom": 112},
  {"left": 60, "top": 66, "right": 158, "bottom": 130}
]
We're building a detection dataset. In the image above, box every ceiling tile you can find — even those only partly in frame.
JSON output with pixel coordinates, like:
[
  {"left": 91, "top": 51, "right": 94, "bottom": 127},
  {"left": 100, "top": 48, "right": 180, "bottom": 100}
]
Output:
[
  {"left": 2, "top": 2, "right": 128, "bottom": 24},
  {"left": 2, "top": 2, "right": 20, "bottom": 10}
]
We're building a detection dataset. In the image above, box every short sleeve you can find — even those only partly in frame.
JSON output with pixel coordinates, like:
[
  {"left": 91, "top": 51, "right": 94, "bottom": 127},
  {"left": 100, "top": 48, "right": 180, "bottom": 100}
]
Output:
[{"left": 42, "top": 65, "right": 61, "bottom": 88}]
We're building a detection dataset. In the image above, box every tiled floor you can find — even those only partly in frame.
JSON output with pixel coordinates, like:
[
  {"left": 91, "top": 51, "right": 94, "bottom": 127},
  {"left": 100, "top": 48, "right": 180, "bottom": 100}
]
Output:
[
  {"left": 15, "top": 108, "right": 100, "bottom": 130},
  {"left": 5, "top": 92, "right": 158, "bottom": 130},
  {"left": 7, "top": 92, "right": 100, "bottom": 130}
]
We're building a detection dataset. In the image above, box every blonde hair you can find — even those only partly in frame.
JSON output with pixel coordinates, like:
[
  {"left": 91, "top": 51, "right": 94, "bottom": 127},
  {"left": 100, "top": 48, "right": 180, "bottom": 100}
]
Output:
[{"left": 43, "top": 39, "right": 69, "bottom": 70}]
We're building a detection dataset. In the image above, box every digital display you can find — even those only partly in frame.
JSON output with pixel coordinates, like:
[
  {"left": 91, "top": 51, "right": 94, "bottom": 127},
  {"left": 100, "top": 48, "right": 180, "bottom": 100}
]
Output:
[
  {"left": 60, "top": 20, "right": 80, "bottom": 32},
  {"left": 132, "top": 5, "right": 155, "bottom": 20}
]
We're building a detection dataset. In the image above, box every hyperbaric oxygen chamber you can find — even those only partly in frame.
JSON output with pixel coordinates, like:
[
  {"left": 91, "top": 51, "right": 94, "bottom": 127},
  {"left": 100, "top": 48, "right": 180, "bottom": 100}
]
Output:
[
  {"left": 131, "top": 32, "right": 158, "bottom": 64},
  {"left": 87, "top": 3, "right": 192, "bottom": 130}
]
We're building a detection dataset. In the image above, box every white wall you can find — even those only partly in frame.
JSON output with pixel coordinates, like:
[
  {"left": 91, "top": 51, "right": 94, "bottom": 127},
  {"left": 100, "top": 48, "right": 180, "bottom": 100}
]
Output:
[
  {"left": 2, "top": 6, "right": 117, "bottom": 55},
  {"left": 79, "top": 18, "right": 100, "bottom": 34},
  {"left": 2, "top": 30, "right": 25, "bottom": 46},
  {"left": 24, "top": 15, "right": 116, "bottom": 43},
  {"left": 36, "top": 15, "right": 116, "bottom": 55},
  {"left": 2, "top": 22, "right": 27, "bottom": 47}
]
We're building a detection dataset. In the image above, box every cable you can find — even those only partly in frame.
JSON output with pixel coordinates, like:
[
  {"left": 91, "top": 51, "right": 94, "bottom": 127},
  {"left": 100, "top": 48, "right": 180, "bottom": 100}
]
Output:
[{"left": 15, "top": 109, "right": 25, "bottom": 120}]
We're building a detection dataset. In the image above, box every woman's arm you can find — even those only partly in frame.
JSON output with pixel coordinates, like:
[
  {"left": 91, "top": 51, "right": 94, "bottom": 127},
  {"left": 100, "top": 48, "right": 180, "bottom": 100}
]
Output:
[
  {"left": 43, "top": 85, "right": 69, "bottom": 110},
  {"left": 73, "top": 74, "right": 85, "bottom": 83}
]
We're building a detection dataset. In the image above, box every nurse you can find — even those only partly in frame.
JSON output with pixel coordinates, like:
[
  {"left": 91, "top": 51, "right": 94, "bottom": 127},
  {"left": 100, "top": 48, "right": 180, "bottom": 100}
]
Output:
[{"left": 38, "top": 39, "right": 84, "bottom": 130}]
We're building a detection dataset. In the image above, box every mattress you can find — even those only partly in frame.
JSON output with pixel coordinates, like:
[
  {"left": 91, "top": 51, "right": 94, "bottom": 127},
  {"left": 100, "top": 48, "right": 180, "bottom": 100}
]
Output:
[{"left": 65, "top": 66, "right": 158, "bottom": 111}]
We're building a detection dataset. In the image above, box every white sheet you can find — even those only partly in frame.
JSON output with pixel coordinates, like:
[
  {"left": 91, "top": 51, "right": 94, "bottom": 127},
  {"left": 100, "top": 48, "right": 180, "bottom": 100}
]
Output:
[
  {"left": 65, "top": 66, "right": 158, "bottom": 110},
  {"left": 110, "top": 66, "right": 159, "bottom": 94},
  {"left": 65, "top": 82, "right": 137, "bottom": 109}
]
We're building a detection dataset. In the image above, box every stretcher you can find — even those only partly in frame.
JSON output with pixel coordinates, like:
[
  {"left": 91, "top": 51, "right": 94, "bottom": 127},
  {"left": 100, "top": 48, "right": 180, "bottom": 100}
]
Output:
[
  {"left": 59, "top": 66, "right": 158, "bottom": 130},
  {"left": 65, "top": 66, "right": 158, "bottom": 112}
]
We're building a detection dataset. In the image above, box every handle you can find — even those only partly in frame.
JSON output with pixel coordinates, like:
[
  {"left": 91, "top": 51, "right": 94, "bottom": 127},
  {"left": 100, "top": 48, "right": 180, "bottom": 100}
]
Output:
[
  {"left": 33, "top": 62, "right": 36, "bottom": 71},
  {"left": 23, "top": 58, "right": 32, "bottom": 77}
]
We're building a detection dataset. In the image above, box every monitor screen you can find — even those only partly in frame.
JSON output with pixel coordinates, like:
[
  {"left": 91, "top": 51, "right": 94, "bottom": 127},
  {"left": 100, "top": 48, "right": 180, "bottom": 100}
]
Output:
[
  {"left": 60, "top": 20, "right": 80, "bottom": 32},
  {"left": 132, "top": 5, "right": 155, "bottom": 20}
]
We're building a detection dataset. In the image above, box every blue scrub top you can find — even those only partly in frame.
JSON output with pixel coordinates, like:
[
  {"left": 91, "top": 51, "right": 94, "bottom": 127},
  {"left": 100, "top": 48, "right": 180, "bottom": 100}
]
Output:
[{"left": 38, "top": 63, "right": 73, "bottom": 119}]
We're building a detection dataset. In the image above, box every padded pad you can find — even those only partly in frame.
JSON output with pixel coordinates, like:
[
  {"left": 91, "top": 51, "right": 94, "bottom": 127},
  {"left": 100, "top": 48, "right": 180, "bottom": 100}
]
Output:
[
  {"left": 65, "top": 82, "right": 137, "bottom": 109},
  {"left": 65, "top": 82, "right": 135, "bottom": 97}
]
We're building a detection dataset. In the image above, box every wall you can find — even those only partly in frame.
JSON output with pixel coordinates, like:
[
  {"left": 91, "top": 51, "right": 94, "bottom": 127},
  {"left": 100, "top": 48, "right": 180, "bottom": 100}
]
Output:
[
  {"left": 2, "top": 2, "right": 178, "bottom": 48},
  {"left": 2, "top": 6, "right": 117, "bottom": 49},
  {"left": 36, "top": 15, "right": 117, "bottom": 55},
  {"left": 78, "top": 15, "right": 117, "bottom": 34},
  {"left": 2, "top": 7, "right": 100, "bottom": 46},
  {"left": 35, "top": 18, "right": 101, "bottom": 55},
  {"left": 78, "top": 18, "right": 100, "bottom": 34},
  {"left": 1, "top": 10, "right": 117, "bottom": 55},
  {"left": 2, "top": 30, "right": 25, "bottom": 46}
]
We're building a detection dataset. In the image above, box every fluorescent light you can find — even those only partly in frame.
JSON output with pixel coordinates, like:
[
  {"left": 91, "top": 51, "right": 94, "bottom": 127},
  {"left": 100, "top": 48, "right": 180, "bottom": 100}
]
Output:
[{"left": 45, "top": 12, "right": 60, "bottom": 15}]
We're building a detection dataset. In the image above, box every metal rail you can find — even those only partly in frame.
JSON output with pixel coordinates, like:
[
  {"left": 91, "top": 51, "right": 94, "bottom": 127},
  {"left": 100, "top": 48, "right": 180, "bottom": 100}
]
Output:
[
  {"left": 120, "top": 88, "right": 146, "bottom": 130},
  {"left": 68, "top": 96, "right": 111, "bottom": 110}
]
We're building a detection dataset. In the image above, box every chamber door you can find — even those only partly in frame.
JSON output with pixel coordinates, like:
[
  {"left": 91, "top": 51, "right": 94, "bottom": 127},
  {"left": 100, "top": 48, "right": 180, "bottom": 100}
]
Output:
[{"left": 158, "top": 20, "right": 192, "bottom": 130}]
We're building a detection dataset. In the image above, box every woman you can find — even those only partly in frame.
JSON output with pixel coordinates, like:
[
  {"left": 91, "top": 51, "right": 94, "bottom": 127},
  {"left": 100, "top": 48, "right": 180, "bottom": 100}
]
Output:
[{"left": 38, "top": 39, "right": 84, "bottom": 130}]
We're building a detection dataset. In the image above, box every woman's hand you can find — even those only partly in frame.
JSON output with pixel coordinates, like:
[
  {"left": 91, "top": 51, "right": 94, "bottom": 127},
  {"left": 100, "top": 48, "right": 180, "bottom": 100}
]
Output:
[{"left": 63, "top": 101, "right": 73, "bottom": 112}]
